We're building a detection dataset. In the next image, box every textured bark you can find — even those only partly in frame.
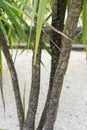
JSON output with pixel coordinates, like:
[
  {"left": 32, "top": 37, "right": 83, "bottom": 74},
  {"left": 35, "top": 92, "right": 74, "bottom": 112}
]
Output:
[
  {"left": 44, "top": 0, "right": 82, "bottom": 130},
  {"left": 37, "top": 1, "right": 67, "bottom": 130},
  {"left": 50, "top": 0, "right": 67, "bottom": 86},
  {"left": 23, "top": 41, "right": 42, "bottom": 130},
  {"left": 23, "top": 1, "right": 42, "bottom": 129},
  {"left": 0, "top": 29, "right": 24, "bottom": 130},
  {"left": 23, "top": 0, "right": 42, "bottom": 129}
]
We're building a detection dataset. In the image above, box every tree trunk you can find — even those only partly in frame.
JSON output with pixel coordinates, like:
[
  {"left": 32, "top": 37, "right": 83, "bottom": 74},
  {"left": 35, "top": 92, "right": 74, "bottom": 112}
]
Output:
[
  {"left": 0, "top": 29, "right": 24, "bottom": 130},
  {"left": 44, "top": 0, "right": 82, "bottom": 130},
  {"left": 23, "top": 0, "right": 42, "bottom": 129},
  {"left": 23, "top": 36, "right": 42, "bottom": 130},
  {"left": 37, "top": 1, "right": 67, "bottom": 130}
]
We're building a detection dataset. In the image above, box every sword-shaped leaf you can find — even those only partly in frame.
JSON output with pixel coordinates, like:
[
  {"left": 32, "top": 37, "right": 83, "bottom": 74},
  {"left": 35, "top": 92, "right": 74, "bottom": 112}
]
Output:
[{"left": 34, "top": 0, "right": 47, "bottom": 64}]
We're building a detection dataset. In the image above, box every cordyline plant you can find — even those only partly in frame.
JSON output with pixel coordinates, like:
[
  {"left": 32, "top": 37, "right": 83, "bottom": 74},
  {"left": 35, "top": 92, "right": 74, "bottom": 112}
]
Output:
[{"left": 0, "top": 0, "right": 86, "bottom": 130}]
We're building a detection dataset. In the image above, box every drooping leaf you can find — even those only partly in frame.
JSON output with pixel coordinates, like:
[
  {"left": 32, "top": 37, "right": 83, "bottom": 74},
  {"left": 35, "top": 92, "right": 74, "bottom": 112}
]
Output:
[
  {"left": 0, "top": 0, "right": 29, "bottom": 44},
  {"left": 34, "top": 0, "right": 47, "bottom": 64},
  {"left": 0, "top": 0, "right": 22, "bottom": 15},
  {"left": 0, "top": 21, "right": 8, "bottom": 42}
]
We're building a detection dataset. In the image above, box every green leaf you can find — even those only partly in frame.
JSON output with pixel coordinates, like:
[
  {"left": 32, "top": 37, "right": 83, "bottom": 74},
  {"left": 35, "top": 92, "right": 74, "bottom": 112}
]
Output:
[
  {"left": 0, "top": 0, "right": 29, "bottom": 43},
  {"left": 0, "top": 0, "right": 22, "bottom": 15},
  {"left": 0, "top": 21, "right": 8, "bottom": 42},
  {"left": 34, "top": 0, "right": 47, "bottom": 64}
]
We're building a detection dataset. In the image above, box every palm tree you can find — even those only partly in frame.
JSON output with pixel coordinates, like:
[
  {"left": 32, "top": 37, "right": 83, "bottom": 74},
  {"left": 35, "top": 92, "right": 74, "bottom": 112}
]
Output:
[{"left": 0, "top": 0, "right": 86, "bottom": 130}]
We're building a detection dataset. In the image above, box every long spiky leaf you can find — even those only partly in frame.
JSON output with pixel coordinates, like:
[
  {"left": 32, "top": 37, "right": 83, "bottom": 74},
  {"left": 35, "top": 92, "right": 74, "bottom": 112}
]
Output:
[{"left": 34, "top": 0, "right": 47, "bottom": 64}]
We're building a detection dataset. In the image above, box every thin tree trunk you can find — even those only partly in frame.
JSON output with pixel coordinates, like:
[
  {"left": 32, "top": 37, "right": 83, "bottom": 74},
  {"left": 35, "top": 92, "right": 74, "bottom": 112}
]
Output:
[
  {"left": 37, "top": 1, "right": 67, "bottom": 130},
  {"left": 0, "top": 29, "right": 24, "bottom": 130},
  {"left": 23, "top": 43, "right": 42, "bottom": 130},
  {"left": 50, "top": 0, "right": 67, "bottom": 89},
  {"left": 44, "top": 0, "right": 82, "bottom": 130},
  {"left": 23, "top": 0, "right": 42, "bottom": 129}
]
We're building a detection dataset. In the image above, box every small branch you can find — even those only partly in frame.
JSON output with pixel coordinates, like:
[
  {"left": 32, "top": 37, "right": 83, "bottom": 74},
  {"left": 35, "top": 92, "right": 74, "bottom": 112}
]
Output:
[{"left": 0, "top": 29, "right": 24, "bottom": 130}]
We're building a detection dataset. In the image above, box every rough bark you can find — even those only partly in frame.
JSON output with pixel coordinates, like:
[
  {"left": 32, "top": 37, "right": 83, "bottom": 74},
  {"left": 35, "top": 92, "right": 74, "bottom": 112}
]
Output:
[
  {"left": 37, "top": 1, "right": 67, "bottom": 130},
  {"left": 23, "top": 1, "right": 42, "bottom": 129},
  {"left": 0, "top": 29, "right": 24, "bottom": 130},
  {"left": 44, "top": 0, "right": 82, "bottom": 130},
  {"left": 23, "top": 39, "right": 42, "bottom": 130}
]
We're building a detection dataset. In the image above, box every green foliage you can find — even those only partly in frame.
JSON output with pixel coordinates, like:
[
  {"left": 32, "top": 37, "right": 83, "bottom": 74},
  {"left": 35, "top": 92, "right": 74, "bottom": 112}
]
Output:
[{"left": 0, "top": 0, "right": 32, "bottom": 46}]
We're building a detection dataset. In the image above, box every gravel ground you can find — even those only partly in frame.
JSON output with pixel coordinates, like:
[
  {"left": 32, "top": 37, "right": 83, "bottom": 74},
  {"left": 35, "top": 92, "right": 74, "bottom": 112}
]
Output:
[{"left": 0, "top": 50, "right": 87, "bottom": 130}]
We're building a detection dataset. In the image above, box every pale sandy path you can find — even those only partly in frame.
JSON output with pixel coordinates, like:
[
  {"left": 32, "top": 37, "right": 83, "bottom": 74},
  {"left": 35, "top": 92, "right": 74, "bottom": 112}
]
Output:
[{"left": 0, "top": 50, "right": 87, "bottom": 130}]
